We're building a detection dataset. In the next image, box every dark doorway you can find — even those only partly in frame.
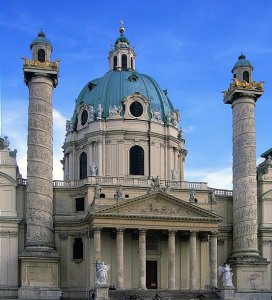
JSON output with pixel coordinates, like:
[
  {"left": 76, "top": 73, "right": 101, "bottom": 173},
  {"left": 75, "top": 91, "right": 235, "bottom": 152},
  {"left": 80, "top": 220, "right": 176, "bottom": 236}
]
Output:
[{"left": 146, "top": 260, "right": 157, "bottom": 289}]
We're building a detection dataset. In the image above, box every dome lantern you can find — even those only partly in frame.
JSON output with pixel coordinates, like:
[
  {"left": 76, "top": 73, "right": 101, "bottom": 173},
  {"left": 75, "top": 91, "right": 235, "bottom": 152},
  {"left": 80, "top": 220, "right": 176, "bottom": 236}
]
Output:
[
  {"left": 108, "top": 21, "right": 136, "bottom": 71},
  {"left": 232, "top": 53, "right": 253, "bottom": 83},
  {"left": 30, "top": 30, "right": 53, "bottom": 62}
]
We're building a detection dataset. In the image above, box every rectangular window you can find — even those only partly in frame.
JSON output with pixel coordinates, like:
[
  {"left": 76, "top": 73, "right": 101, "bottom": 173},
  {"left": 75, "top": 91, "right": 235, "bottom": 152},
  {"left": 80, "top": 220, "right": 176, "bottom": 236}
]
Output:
[
  {"left": 73, "top": 238, "right": 83, "bottom": 260},
  {"left": 75, "top": 197, "right": 85, "bottom": 212}
]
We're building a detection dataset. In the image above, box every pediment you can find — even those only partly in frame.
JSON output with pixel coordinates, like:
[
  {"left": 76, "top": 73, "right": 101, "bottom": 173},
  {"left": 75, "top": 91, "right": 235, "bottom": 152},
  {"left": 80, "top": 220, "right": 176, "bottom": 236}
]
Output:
[
  {"left": 0, "top": 172, "right": 16, "bottom": 186},
  {"left": 95, "top": 191, "right": 222, "bottom": 222}
]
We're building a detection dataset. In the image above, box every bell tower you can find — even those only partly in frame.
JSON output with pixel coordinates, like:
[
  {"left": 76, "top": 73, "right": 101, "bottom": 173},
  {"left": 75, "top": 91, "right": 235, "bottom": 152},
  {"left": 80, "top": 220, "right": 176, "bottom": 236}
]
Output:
[
  {"left": 18, "top": 31, "right": 61, "bottom": 299},
  {"left": 224, "top": 54, "right": 268, "bottom": 293}
]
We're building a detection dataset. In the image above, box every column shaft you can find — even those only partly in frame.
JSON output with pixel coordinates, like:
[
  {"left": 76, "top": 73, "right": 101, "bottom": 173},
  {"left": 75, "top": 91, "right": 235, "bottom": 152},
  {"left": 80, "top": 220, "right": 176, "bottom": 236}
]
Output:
[
  {"left": 232, "top": 98, "right": 259, "bottom": 257},
  {"left": 139, "top": 229, "right": 146, "bottom": 289},
  {"left": 116, "top": 229, "right": 124, "bottom": 289},
  {"left": 210, "top": 233, "right": 218, "bottom": 288},
  {"left": 168, "top": 230, "right": 176, "bottom": 290},
  {"left": 26, "top": 76, "right": 54, "bottom": 251},
  {"left": 93, "top": 228, "right": 101, "bottom": 261},
  {"left": 190, "top": 231, "right": 197, "bottom": 290}
]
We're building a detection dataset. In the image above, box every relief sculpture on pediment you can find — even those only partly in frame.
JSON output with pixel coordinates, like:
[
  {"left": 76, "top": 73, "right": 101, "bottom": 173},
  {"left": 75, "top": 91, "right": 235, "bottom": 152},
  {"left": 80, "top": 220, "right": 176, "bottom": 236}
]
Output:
[{"left": 119, "top": 198, "right": 190, "bottom": 216}]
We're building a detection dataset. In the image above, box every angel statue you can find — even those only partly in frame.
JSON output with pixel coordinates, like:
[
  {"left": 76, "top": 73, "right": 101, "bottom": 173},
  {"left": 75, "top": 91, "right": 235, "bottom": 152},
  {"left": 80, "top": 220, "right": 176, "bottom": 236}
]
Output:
[
  {"left": 96, "top": 261, "right": 110, "bottom": 285},
  {"left": 218, "top": 264, "right": 234, "bottom": 287}
]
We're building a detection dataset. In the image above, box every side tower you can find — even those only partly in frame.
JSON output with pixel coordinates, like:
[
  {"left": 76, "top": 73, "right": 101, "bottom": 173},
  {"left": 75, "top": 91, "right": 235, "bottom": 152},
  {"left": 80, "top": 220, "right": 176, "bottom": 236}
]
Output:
[
  {"left": 18, "top": 31, "right": 61, "bottom": 299},
  {"left": 224, "top": 54, "right": 268, "bottom": 294}
]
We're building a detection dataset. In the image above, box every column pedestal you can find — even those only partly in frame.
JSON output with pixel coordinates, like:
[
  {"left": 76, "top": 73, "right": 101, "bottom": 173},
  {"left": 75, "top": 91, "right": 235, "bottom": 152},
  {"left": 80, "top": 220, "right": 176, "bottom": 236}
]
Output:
[
  {"left": 95, "top": 285, "right": 109, "bottom": 300},
  {"left": 18, "top": 256, "right": 61, "bottom": 300}
]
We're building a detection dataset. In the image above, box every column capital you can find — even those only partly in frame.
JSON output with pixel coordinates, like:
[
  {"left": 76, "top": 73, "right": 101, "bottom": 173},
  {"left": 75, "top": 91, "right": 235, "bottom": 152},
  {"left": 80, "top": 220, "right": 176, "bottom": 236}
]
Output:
[
  {"left": 190, "top": 230, "right": 197, "bottom": 237},
  {"left": 93, "top": 227, "right": 102, "bottom": 233},
  {"left": 210, "top": 231, "right": 218, "bottom": 238},
  {"left": 139, "top": 228, "right": 148, "bottom": 235},
  {"left": 116, "top": 227, "right": 125, "bottom": 233}
]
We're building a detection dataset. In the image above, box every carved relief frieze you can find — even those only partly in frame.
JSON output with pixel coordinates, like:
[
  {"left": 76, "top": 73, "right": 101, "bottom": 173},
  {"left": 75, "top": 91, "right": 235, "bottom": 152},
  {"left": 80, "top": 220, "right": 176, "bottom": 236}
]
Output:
[
  {"left": 26, "top": 224, "right": 53, "bottom": 243},
  {"left": 29, "top": 83, "right": 52, "bottom": 101},
  {"left": 29, "top": 102, "right": 52, "bottom": 116},
  {"left": 233, "top": 133, "right": 255, "bottom": 152},
  {"left": 233, "top": 103, "right": 254, "bottom": 120},
  {"left": 233, "top": 118, "right": 255, "bottom": 137},
  {"left": 233, "top": 162, "right": 256, "bottom": 180},
  {"left": 0, "top": 231, "right": 18, "bottom": 237},
  {"left": 233, "top": 147, "right": 256, "bottom": 167}
]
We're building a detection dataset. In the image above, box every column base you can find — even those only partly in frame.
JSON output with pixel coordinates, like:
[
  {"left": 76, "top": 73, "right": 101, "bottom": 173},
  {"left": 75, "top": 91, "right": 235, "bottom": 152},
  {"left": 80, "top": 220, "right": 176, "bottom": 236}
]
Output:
[
  {"left": 95, "top": 285, "right": 109, "bottom": 300},
  {"left": 228, "top": 255, "right": 269, "bottom": 292},
  {"left": 18, "top": 255, "right": 61, "bottom": 300}
]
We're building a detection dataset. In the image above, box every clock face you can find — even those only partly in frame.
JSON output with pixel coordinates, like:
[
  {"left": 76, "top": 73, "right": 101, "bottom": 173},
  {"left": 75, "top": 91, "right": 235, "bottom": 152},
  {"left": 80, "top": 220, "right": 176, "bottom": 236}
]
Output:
[{"left": 130, "top": 101, "right": 143, "bottom": 117}]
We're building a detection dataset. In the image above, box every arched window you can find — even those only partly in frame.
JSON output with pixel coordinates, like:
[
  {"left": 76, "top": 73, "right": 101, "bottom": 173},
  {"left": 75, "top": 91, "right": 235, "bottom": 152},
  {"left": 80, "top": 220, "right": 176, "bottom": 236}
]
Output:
[
  {"left": 131, "top": 57, "right": 133, "bottom": 69},
  {"left": 243, "top": 71, "right": 249, "bottom": 83},
  {"left": 100, "top": 193, "right": 105, "bottom": 198},
  {"left": 38, "top": 49, "right": 46, "bottom": 62},
  {"left": 130, "top": 145, "right": 144, "bottom": 175},
  {"left": 79, "top": 152, "right": 87, "bottom": 179},
  {"left": 122, "top": 54, "right": 127, "bottom": 70},
  {"left": 113, "top": 56, "right": 117, "bottom": 70},
  {"left": 73, "top": 238, "right": 83, "bottom": 260},
  {"left": 81, "top": 109, "right": 88, "bottom": 125}
]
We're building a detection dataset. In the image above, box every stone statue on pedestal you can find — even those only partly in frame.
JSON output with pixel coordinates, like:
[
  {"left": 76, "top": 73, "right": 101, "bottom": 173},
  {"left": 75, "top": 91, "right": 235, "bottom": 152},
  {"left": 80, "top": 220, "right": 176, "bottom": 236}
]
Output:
[
  {"left": 218, "top": 264, "right": 234, "bottom": 287},
  {"left": 96, "top": 262, "right": 110, "bottom": 285}
]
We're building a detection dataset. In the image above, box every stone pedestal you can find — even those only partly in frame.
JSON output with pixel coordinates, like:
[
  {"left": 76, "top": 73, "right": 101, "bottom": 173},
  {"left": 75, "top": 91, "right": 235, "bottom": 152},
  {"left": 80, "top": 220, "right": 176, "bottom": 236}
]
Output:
[
  {"left": 95, "top": 285, "right": 109, "bottom": 300},
  {"left": 221, "top": 286, "right": 235, "bottom": 300},
  {"left": 230, "top": 260, "right": 268, "bottom": 292},
  {"left": 18, "top": 256, "right": 61, "bottom": 300}
]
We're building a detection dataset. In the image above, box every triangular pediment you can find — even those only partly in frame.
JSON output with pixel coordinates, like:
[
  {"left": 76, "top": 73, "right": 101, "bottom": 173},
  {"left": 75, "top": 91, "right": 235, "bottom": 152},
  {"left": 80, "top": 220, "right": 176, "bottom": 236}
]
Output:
[{"left": 94, "top": 191, "right": 222, "bottom": 222}]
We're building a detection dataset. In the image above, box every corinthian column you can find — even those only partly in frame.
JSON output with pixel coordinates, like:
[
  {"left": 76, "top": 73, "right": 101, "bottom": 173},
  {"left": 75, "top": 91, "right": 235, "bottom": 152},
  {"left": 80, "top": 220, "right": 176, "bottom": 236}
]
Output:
[
  {"left": 210, "top": 232, "right": 217, "bottom": 288},
  {"left": 190, "top": 231, "right": 197, "bottom": 290},
  {"left": 168, "top": 230, "right": 176, "bottom": 290},
  {"left": 93, "top": 227, "right": 101, "bottom": 261},
  {"left": 139, "top": 229, "right": 147, "bottom": 289},
  {"left": 116, "top": 228, "right": 124, "bottom": 289}
]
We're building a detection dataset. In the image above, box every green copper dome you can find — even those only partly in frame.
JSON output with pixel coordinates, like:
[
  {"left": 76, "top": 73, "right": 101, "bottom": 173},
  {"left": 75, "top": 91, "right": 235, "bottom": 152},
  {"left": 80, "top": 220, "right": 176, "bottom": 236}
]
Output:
[
  {"left": 115, "top": 34, "right": 130, "bottom": 45},
  {"left": 30, "top": 31, "right": 52, "bottom": 49},
  {"left": 73, "top": 70, "right": 174, "bottom": 121},
  {"left": 232, "top": 54, "right": 253, "bottom": 72}
]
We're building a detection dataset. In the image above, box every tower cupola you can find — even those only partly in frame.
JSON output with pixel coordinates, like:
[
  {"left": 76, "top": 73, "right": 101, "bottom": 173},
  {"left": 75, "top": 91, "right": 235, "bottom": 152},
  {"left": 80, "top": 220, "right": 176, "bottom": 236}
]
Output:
[
  {"left": 108, "top": 21, "right": 136, "bottom": 71},
  {"left": 30, "top": 30, "right": 53, "bottom": 62},
  {"left": 232, "top": 53, "right": 253, "bottom": 83}
]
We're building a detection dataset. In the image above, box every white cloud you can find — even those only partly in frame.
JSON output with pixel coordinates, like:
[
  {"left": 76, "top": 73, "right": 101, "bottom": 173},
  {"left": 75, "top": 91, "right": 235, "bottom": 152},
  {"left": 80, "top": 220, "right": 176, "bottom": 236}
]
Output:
[
  {"left": 184, "top": 125, "right": 196, "bottom": 133},
  {"left": 186, "top": 167, "right": 233, "bottom": 190},
  {"left": 2, "top": 103, "right": 66, "bottom": 180}
]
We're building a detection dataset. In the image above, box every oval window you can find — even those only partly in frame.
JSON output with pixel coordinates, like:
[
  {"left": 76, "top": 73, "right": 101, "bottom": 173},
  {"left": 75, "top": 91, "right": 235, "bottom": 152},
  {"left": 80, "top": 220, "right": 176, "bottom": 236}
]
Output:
[{"left": 130, "top": 101, "right": 143, "bottom": 117}]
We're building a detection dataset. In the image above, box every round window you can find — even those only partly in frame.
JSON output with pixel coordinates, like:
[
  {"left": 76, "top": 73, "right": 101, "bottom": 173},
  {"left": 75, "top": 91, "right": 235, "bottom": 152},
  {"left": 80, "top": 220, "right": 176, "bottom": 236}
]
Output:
[
  {"left": 81, "top": 110, "right": 88, "bottom": 125},
  {"left": 130, "top": 101, "right": 143, "bottom": 117}
]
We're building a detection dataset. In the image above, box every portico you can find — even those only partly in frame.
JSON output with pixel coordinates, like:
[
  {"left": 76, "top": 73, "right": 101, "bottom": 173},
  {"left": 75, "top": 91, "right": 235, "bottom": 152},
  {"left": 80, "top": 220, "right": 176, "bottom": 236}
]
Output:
[{"left": 90, "top": 191, "right": 222, "bottom": 290}]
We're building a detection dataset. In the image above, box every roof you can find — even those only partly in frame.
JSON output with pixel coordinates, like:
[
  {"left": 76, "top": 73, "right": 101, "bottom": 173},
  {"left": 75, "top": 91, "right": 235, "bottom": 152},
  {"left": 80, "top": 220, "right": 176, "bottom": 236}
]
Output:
[
  {"left": 30, "top": 31, "right": 52, "bottom": 49},
  {"left": 73, "top": 70, "right": 174, "bottom": 121},
  {"left": 232, "top": 53, "right": 253, "bottom": 72}
]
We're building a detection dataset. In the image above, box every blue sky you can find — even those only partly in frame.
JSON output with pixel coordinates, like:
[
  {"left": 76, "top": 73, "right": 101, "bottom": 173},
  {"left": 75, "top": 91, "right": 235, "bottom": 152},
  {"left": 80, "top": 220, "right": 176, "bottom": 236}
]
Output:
[{"left": 1, "top": 0, "right": 272, "bottom": 189}]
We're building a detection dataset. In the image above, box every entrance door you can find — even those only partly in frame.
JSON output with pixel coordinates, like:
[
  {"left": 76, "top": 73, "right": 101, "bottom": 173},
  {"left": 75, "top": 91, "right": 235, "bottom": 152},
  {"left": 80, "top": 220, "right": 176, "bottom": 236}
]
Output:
[{"left": 146, "top": 260, "right": 157, "bottom": 289}]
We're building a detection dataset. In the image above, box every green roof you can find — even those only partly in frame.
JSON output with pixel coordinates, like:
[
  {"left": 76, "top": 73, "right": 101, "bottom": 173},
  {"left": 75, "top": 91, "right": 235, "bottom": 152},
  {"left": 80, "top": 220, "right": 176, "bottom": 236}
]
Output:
[
  {"left": 30, "top": 31, "right": 52, "bottom": 49},
  {"left": 261, "top": 148, "right": 272, "bottom": 158},
  {"left": 232, "top": 54, "right": 253, "bottom": 72},
  {"left": 73, "top": 70, "right": 174, "bottom": 122}
]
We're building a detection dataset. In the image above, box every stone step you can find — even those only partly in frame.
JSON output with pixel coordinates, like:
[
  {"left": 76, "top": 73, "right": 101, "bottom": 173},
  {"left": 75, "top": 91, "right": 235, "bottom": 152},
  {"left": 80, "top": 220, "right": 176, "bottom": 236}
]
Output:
[{"left": 108, "top": 289, "right": 221, "bottom": 300}]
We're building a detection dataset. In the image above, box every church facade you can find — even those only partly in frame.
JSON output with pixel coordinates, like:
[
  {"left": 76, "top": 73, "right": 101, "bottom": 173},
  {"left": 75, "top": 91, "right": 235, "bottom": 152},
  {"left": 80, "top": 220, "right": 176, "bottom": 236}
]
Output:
[{"left": 1, "top": 24, "right": 272, "bottom": 300}]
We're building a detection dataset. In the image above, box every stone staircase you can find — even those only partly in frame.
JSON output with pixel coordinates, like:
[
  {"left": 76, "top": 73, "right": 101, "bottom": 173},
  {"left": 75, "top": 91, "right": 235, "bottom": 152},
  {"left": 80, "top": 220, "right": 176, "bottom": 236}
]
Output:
[{"left": 108, "top": 289, "right": 221, "bottom": 300}]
